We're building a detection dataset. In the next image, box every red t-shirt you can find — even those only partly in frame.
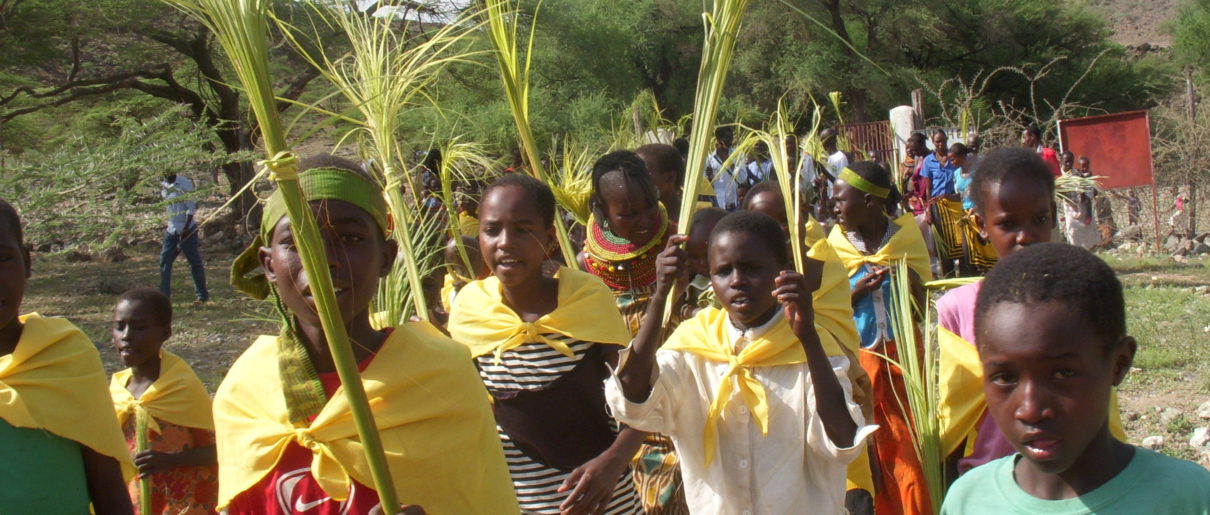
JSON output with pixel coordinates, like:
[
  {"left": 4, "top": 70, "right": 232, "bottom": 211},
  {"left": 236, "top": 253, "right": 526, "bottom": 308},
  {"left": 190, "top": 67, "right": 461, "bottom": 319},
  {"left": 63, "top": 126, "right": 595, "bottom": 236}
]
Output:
[
  {"left": 1038, "top": 147, "right": 1062, "bottom": 177},
  {"left": 226, "top": 338, "right": 387, "bottom": 515}
]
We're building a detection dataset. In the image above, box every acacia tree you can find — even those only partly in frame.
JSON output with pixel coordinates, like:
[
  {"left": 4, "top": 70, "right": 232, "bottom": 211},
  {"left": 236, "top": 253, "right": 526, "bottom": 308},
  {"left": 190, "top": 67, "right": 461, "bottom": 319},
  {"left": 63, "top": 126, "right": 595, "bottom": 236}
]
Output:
[{"left": 0, "top": 0, "right": 330, "bottom": 219}]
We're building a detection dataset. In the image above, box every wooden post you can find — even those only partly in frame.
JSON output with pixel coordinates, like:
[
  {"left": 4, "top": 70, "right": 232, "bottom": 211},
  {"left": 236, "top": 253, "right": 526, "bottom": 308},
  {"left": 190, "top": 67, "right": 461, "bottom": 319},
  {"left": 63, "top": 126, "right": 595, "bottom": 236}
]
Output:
[
  {"left": 1186, "top": 66, "right": 1199, "bottom": 238},
  {"left": 911, "top": 89, "right": 925, "bottom": 129}
]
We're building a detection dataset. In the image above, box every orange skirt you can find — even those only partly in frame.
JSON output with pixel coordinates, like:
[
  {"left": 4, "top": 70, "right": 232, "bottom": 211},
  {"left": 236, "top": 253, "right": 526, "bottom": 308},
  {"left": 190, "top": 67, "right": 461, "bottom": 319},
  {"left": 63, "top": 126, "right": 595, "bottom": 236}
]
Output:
[{"left": 859, "top": 340, "right": 932, "bottom": 515}]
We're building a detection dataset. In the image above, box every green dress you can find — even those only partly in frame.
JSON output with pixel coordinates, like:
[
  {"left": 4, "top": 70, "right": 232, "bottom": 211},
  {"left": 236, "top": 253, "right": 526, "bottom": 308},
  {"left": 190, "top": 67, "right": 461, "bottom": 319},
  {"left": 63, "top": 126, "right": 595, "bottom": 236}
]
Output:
[{"left": 0, "top": 416, "right": 91, "bottom": 513}]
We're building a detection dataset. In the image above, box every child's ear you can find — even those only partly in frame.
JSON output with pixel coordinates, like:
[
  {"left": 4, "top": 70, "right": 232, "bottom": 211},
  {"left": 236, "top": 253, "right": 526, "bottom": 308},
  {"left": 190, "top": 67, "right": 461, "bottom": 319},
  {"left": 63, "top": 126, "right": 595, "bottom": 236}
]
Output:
[
  {"left": 258, "top": 245, "right": 277, "bottom": 282},
  {"left": 973, "top": 211, "right": 988, "bottom": 238},
  {"left": 379, "top": 238, "right": 399, "bottom": 279},
  {"left": 1110, "top": 336, "right": 1137, "bottom": 387},
  {"left": 21, "top": 243, "right": 31, "bottom": 279}
]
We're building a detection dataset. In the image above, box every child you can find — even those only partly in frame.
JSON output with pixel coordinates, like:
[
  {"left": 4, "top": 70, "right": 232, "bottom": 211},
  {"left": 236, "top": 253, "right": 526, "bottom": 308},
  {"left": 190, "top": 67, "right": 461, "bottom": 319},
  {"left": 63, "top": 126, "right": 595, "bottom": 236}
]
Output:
[
  {"left": 827, "top": 162, "right": 934, "bottom": 515},
  {"left": 580, "top": 150, "right": 688, "bottom": 512},
  {"left": 950, "top": 143, "right": 974, "bottom": 211},
  {"left": 219, "top": 156, "right": 516, "bottom": 514},
  {"left": 744, "top": 180, "right": 878, "bottom": 513},
  {"left": 636, "top": 143, "right": 686, "bottom": 222},
  {"left": 448, "top": 174, "right": 642, "bottom": 513},
  {"left": 941, "top": 243, "right": 1210, "bottom": 514},
  {"left": 606, "top": 210, "right": 873, "bottom": 514},
  {"left": 109, "top": 287, "right": 218, "bottom": 514},
  {"left": 935, "top": 147, "right": 1126, "bottom": 479},
  {"left": 441, "top": 234, "right": 488, "bottom": 314},
  {"left": 683, "top": 206, "right": 728, "bottom": 318},
  {"left": 0, "top": 198, "right": 135, "bottom": 513}
]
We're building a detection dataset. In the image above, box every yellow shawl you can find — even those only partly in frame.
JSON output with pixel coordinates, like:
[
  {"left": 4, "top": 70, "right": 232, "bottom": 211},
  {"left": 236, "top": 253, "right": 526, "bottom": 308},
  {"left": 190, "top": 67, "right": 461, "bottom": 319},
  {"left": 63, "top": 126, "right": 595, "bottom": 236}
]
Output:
[
  {"left": 110, "top": 350, "right": 214, "bottom": 435},
  {"left": 448, "top": 267, "right": 630, "bottom": 361},
  {"left": 663, "top": 306, "right": 844, "bottom": 465},
  {"left": 1, "top": 314, "right": 135, "bottom": 481},
  {"left": 827, "top": 212, "right": 934, "bottom": 282},
  {"left": 212, "top": 322, "right": 517, "bottom": 513},
  {"left": 938, "top": 325, "right": 1127, "bottom": 458}
]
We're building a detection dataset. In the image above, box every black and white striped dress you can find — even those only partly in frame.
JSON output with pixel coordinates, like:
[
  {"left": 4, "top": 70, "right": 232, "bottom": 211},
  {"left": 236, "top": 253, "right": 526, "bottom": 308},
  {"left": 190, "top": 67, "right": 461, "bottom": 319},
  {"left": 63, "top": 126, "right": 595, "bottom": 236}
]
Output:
[{"left": 477, "top": 334, "right": 639, "bottom": 514}]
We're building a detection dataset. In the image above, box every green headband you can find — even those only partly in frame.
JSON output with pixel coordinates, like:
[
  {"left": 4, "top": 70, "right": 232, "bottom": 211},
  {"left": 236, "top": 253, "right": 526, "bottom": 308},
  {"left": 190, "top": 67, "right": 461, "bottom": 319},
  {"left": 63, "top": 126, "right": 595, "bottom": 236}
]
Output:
[
  {"left": 839, "top": 167, "right": 890, "bottom": 199},
  {"left": 229, "top": 166, "right": 391, "bottom": 424},
  {"left": 231, "top": 167, "right": 390, "bottom": 300}
]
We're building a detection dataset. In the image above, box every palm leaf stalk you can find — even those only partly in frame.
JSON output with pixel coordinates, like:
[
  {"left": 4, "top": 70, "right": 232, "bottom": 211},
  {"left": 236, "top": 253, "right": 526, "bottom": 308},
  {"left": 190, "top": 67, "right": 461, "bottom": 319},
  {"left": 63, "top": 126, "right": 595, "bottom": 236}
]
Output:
[
  {"left": 483, "top": 0, "right": 579, "bottom": 268},
  {"left": 437, "top": 138, "right": 499, "bottom": 277},
  {"left": 828, "top": 91, "right": 853, "bottom": 152},
  {"left": 136, "top": 410, "right": 152, "bottom": 514},
  {"left": 662, "top": 0, "right": 752, "bottom": 321},
  {"left": 157, "top": 0, "right": 400, "bottom": 509},
  {"left": 284, "top": 3, "right": 479, "bottom": 323},
  {"left": 757, "top": 98, "right": 806, "bottom": 273},
  {"left": 882, "top": 258, "right": 945, "bottom": 512},
  {"left": 549, "top": 137, "right": 599, "bottom": 226},
  {"left": 1054, "top": 173, "right": 1103, "bottom": 206}
]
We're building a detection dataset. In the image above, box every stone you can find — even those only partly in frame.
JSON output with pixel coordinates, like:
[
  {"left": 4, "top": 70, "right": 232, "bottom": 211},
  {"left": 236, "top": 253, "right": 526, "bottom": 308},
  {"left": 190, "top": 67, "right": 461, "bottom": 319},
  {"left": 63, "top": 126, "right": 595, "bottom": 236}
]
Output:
[
  {"left": 1194, "top": 243, "right": 1210, "bottom": 256},
  {"left": 1199, "top": 401, "right": 1210, "bottom": 420},
  {"left": 1166, "top": 234, "right": 1183, "bottom": 250},
  {"left": 1191, "top": 427, "right": 1210, "bottom": 449},
  {"left": 64, "top": 250, "right": 92, "bottom": 263},
  {"left": 99, "top": 247, "right": 127, "bottom": 263},
  {"left": 1142, "top": 435, "right": 1165, "bottom": 450},
  {"left": 1160, "top": 407, "right": 1183, "bottom": 425},
  {"left": 1198, "top": 286, "right": 1210, "bottom": 295}
]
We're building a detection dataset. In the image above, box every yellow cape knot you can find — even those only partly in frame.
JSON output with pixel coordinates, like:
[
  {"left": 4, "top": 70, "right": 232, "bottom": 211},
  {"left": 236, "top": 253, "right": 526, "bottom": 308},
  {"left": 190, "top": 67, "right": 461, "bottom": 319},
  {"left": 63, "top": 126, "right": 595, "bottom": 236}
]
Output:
[
  {"left": 293, "top": 428, "right": 319, "bottom": 451},
  {"left": 522, "top": 323, "right": 541, "bottom": 342},
  {"left": 261, "top": 151, "right": 300, "bottom": 182}
]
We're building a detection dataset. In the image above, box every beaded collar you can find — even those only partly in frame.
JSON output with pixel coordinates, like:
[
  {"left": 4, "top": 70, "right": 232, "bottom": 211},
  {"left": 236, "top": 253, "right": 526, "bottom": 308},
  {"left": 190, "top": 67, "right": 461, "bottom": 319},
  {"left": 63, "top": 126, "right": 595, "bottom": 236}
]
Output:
[{"left": 583, "top": 204, "right": 671, "bottom": 290}]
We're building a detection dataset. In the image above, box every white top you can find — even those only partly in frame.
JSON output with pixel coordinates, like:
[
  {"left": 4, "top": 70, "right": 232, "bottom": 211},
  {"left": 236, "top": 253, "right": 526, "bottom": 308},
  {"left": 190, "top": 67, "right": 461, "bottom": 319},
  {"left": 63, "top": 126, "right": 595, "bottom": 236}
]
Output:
[
  {"left": 707, "top": 149, "right": 743, "bottom": 210},
  {"left": 605, "top": 310, "right": 876, "bottom": 515},
  {"left": 161, "top": 175, "right": 197, "bottom": 234},
  {"left": 826, "top": 151, "right": 849, "bottom": 179}
]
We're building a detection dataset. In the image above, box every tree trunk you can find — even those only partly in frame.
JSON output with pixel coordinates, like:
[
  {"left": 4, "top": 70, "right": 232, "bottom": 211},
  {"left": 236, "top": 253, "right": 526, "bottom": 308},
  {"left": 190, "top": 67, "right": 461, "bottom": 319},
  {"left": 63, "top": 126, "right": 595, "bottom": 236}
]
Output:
[{"left": 1186, "top": 67, "right": 1199, "bottom": 238}]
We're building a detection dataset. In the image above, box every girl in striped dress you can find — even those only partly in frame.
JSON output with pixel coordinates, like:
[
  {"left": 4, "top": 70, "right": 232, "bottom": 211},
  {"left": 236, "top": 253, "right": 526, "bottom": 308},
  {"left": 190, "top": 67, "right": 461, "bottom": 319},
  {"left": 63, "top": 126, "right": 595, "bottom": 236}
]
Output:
[{"left": 449, "top": 174, "right": 642, "bottom": 514}]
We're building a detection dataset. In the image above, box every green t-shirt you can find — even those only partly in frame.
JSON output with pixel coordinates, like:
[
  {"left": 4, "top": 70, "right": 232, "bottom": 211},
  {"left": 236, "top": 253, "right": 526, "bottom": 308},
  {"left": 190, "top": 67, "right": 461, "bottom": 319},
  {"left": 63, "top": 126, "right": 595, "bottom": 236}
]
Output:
[
  {"left": 0, "top": 416, "right": 91, "bottom": 513},
  {"left": 941, "top": 447, "right": 1210, "bottom": 515}
]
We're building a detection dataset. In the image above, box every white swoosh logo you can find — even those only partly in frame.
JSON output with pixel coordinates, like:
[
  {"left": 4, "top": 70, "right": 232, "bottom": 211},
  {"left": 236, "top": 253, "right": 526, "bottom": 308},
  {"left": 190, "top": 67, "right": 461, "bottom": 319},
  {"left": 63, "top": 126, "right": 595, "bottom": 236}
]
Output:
[{"left": 294, "top": 496, "right": 333, "bottom": 512}]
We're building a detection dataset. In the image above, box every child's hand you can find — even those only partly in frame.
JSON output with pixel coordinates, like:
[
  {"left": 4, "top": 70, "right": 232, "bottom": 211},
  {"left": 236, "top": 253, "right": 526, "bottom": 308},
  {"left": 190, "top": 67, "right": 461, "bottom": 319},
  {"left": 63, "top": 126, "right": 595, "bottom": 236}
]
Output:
[
  {"left": 773, "top": 270, "right": 815, "bottom": 341},
  {"left": 133, "top": 450, "right": 181, "bottom": 477},
  {"left": 654, "top": 235, "right": 689, "bottom": 300},
  {"left": 557, "top": 448, "right": 631, "bottom": 515},
  {"left": 853, "top": 266, "right": 888, "bottom": 298}
]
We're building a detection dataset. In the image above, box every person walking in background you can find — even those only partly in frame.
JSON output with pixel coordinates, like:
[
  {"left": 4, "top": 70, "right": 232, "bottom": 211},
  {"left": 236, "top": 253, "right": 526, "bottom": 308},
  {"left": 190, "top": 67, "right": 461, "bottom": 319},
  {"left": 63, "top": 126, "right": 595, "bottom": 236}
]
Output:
[
  {"left": 1126, "top": 189, "right": 1142, "bottom": 226},
  {"left": 159, "top": 172, "right": 208, "bottom": 304}
]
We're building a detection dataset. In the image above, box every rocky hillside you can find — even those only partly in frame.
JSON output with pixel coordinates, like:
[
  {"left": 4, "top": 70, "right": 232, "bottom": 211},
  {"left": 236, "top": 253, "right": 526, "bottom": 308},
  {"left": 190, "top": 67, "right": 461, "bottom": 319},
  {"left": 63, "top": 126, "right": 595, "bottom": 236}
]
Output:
[{"left": 1091, "top": 0, "right": 1181, "bottom": 48}]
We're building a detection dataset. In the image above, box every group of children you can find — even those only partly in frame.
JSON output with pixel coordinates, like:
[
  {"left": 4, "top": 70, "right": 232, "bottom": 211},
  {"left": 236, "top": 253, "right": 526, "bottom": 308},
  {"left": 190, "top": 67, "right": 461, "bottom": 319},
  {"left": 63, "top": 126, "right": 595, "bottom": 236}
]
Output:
[{"left": 2, "top": 137, "right": 1209, "bottom": 514}]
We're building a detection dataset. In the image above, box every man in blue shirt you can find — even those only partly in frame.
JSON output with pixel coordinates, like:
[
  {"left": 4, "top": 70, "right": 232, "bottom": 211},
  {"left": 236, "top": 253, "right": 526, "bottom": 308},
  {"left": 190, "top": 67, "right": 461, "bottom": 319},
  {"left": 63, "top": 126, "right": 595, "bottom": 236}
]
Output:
[
  {"left": 159, "top": 173, "right": 208, "bottom": 304},
  {"left": 920, "top": 129, "right": 957, "bottom": 200}
]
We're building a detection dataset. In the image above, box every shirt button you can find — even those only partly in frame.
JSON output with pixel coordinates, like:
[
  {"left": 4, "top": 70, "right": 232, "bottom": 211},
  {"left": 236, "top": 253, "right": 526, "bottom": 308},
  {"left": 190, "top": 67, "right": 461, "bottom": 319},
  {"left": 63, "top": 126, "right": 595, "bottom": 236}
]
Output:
[
  {"left": 739, "top": 458, "right": 749, "bottom": 468},
  {"left": 739, "top": 405, "right": 749, "bottom": 415}
]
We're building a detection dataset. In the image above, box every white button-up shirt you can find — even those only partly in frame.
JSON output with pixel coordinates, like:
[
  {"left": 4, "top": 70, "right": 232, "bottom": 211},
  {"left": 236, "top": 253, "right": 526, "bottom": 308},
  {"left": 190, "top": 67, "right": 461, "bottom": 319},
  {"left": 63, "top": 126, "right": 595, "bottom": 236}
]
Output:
[{"left": 605, "top": 311, "right": 876, "bottom": 515}]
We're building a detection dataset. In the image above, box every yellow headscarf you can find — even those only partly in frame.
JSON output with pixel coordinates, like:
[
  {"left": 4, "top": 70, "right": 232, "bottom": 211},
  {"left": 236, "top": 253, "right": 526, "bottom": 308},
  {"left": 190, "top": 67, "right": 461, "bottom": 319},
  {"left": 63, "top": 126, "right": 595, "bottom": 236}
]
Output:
[
  {"left": 110, "top": 350, "right": 214, "bottom": 435},
  {"left": 213, "top": 322, "right": 517, "bottom": 512},
  {"left": 662, "top": 306, "right": 845, "bottom": 465},
  {"left": 448, "top": 267, "right": 631, "bottom": 361},
  {"left": 1, "top": 314, "right": 135, "bottom": 481},
  {"left": 937, "top": 325, "right": 1127, "bottom": 458},
  {"left": 827, "top": 212, "right": 934, "bottom": 282}
]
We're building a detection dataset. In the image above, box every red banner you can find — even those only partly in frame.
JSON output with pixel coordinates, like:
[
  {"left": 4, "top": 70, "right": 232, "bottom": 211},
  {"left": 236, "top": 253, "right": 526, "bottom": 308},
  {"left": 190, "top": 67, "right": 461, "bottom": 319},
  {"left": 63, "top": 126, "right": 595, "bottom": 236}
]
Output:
[{"left": 1057, "top": 110, "right": 1154, "bottom": 189}]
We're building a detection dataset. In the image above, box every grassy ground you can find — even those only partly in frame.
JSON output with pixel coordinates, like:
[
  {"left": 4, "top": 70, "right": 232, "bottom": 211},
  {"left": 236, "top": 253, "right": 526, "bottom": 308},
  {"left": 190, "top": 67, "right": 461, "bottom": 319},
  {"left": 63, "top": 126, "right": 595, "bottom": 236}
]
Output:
[
  {"left": 21, "top": 245, "right": 274, "bottom": 389},
  {"left": 1100, "top": 252, "right": 1210, "bottom": 465},
  {"left": 19, "top": 245, "right": 1210, "bottom": 468}
]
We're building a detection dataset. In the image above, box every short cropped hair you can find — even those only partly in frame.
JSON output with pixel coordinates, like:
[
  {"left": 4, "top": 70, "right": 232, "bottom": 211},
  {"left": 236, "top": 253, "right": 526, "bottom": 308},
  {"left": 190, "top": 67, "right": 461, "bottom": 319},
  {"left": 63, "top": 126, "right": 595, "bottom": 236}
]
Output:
[
  {"left": 635, "top": 143, "right": 686, "bottom": 185},
  {"left": 589, "top": 150, "right": 661, "bottom": 225},
  {"left": 976, "top": 242, "right": 1125, "bottom": 350},
  {"left": 846, "top": 160, "right": 901, "bottom": 214},
  {"left": 0, "top": 199, "right": 23, "bottom": 246},
  {"left": 483, "top": 173, "right": 557, "bottom": 227},
  {"left": 742, "top": 180, "right": 782, "bottom": 209},
  {"left": 118, "top": 287, "right": 173, "bottom": 326},
  {"left": 710, "top": 210, "right": 789, "bottom": 266},
  {"left": 690, "top": 206, "right": 727, "bottom": 237},
  {"left": 970, "top": 147, "right": 1055, "bottom": 215}
]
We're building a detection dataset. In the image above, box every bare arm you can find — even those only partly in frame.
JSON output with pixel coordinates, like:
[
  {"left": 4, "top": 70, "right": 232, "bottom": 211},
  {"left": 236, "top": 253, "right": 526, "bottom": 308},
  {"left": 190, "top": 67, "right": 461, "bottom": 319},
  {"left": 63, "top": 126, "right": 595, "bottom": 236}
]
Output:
[
  {"left": 82, "top": 446, "right": 135, "bottom": 515},
  {"left": 618, "top": 235, "right": 688, "bottom": 403}
]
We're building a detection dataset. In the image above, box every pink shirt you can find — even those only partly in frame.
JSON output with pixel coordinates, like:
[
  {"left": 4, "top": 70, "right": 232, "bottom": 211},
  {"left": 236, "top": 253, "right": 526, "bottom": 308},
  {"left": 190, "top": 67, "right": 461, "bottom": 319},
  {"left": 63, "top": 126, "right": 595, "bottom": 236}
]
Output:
[{"left": 936, "top": 282, "right": 1016, "bottom": 475}]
